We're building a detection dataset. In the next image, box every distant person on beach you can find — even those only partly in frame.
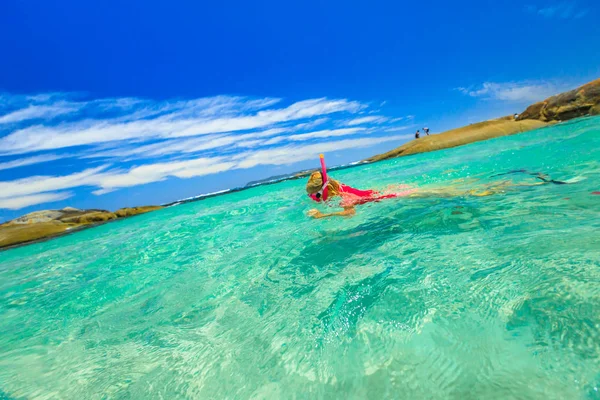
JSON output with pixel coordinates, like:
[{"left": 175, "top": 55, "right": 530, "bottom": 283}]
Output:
[
  {"left": 514, "top": 113, "right": 519, "bottom": 120},
  {"left": 423, "top": 127, "right": 430, "bottom": 135},
  {"left": 415, "top": 130, "right": 420, "bottom": 139},
  {"left": 305, "top": 170, "right": 573, "bottom": 219}
]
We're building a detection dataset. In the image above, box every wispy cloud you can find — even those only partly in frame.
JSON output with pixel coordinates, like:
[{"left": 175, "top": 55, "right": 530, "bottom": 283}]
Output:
[
  {"left": 383, "top": 124, "right": 417, "bottom": 132},
  {"left": 293, "top": 118, "right": 329, "bottom": 130},
  {"left": 264, "top": 128, "right": 368, "bottom": 145},
  {"left": 234, "top": 135, "right": 410, "bottom": 169},
  {"left": 456, "top": 80, "right": 577, "bottom": 103},
  {"left": 83, "top": 127, "right": 291, "bottom": 160},
  {"left": 91, "top": 158, "right": 237, "bottom": 195},
  {"left": 0, "top": 97, "right": 364, "bottom": 154},
  {"left": 0, "top": 154, "right": 63, "bottom": 171},
  {"left": 0, "top": 166, "right": 109, "bottom": 200},
  {"left": 0, "top": 192, "right": 73, "bottom": 210},
  {"left": 0, "top": 103, "right": 80, "bottom": 125},
  {"left": 344, "top": 116, "right": 387, "bottom": 126},
  {"left": 0, "top": 91, "right": 410, "bottom": 209},
  {"left": 525, "top": 3, "right": 589, "bottom": 19}
]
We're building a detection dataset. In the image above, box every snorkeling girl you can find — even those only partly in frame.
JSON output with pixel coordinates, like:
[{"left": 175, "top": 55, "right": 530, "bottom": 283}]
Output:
[
  {"left": 305, "top": 170, "right": 417, "bottom": 218},
  {"left": 305, "top": 155, "right": 572, "bottom": 219},
  {"left": 305, "top": 154, "right": 423, "bottom": 219}
]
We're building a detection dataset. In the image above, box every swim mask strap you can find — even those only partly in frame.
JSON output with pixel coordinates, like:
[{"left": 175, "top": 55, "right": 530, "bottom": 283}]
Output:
[
  {"left": 319, "top": 154, "right": 329, "bottom": 201},
  {"left": 313, "top": 177, "right": 328, "bottom": 200}
]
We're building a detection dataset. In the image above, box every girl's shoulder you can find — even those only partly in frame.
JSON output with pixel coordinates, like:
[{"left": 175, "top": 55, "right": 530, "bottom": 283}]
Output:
[{"left": 339, "top": 184, "right": 375, "bottom": 197}]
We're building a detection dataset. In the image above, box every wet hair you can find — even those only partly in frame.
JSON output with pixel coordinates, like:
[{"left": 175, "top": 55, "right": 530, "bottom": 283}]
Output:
[
  {"left": 306, "top": 171, "right": 341, "bottom": 197},
  {"left": 306, "top": 171, "right": 323, "bottom": 194}
]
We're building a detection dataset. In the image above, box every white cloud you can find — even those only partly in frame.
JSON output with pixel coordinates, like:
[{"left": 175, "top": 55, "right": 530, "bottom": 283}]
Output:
[
  {"left": 235, "top": 139, "right": 265, "bottom": 148},
  {"left": 388, "top": 117, "right": 405, "bottom": 123},
  {"left": 0, "top": 192, "right": 73, "bottom": 210},
  {"left": 264, "top": 127, "right": 368, "bottom": 145},
  {"left": 0, "top": 103, "right": 80, "bottom": 124},
  {"left": 345, "top": 116, "right": 387, "bottom": 126},
  {"left": 383, "top": 124, "right": 417, "bottom": 132},
  {"left": 456, "top": 80, "right": 576, "bottom": 103},
  {"left": 79, "top": 119, "right": 371, "bottom": 162},
  {"left": 82, "top": 127, "right": 291, "bottom": 160},
  {"left": 0, "top": 154, "right": 63, "bottom": 171},
  {"left": 525, "top": 3, "right": 588, "bottom": 19},
  {"left": 235, "top": 135, "right": 410, "bottom": 169},
  {"left": 92, "top": 158, "right": 237, "bottom": 194},
  {"left": 0, "top": 166, "right": 108, "bottom": 200},
  {"left": 0, "top": 97, "right": 364, "bottom": 154},
  {"left": 0, "top": 159, "right": 237, "bottom": 202},
  {"left": 293, "top": 118, "right": 329, "bottom": 130}
]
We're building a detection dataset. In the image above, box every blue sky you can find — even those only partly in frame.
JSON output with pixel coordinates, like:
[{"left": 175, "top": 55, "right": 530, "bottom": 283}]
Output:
[{"left": 1, "top": 0, "right": 599, "bottom": 220}]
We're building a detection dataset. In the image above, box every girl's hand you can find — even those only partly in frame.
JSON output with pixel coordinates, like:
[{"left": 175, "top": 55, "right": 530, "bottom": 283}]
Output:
[{"left": 307, "top": 209, "right": 323, "bottom": 219}]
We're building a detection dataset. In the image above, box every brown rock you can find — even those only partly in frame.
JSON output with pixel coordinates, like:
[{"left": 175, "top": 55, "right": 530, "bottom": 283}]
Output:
[
  {"left": 1, "top": 205, "right": 163, "bottom": 249},
  {"left": 517, "top": 101, "right": 547, "bottom": 120},
  {"left": 59, "top": 211, "right": 118, "bottom": 224},
  {"left": 518, "top": 78, "right": 600, "bottom": 122},
  {"left": 0, "top": 221, "right": 76, "bottom": 248},
  {"left": 114, "top": 206, "right": 163, "bottom": 218}
]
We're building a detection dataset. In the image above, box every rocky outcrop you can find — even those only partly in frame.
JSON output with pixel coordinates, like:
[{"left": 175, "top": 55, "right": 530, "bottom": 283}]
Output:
[
  {"left": 8, "top": 207, "right": 117, "bottom": 225},
  {"left": 517, "top": 78, "right": 600, "bottom": 122},
  {"left": 367, "top": 117, "right": 547, "bottom": 162},
  {"left": 368, "top": 78, "right": 599, "bottom": 163},
  {"left": 0, "top": 206, "right": 163, "bottom": 249},
  {"left": 59, "top": 211, "right": 118, "bottom": 224},
  {"left": 0, "top": 221, "right": 79, "bottom": 249},
  {"left": 114, "top": 206, "right": 163, "bottom": 218}
]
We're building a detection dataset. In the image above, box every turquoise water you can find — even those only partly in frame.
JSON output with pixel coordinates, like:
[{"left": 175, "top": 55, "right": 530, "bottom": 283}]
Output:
[{"left": 1, "top": 117, "right": 600, "bottom": 399}]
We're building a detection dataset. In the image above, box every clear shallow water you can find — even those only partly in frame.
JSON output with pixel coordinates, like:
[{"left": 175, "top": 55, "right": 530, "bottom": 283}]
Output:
[{"left": 1, "top": 117, "right": 599, "bottom": 399}]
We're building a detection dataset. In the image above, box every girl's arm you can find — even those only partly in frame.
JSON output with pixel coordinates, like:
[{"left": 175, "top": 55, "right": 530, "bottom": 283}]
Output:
[{"left": 308, "top": 206, "right": 356, "bottom": 219}]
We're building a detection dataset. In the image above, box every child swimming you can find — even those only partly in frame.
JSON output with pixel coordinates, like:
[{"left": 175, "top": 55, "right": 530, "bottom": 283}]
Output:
[
  {"left": 305, "top": 171, "right": 418, "bottom": 218},
  {"left": 305, "top": 156, "right": 571, "bottom": 219}
]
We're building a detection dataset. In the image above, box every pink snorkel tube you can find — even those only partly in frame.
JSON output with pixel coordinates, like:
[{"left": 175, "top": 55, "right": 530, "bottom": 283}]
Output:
[
  {"left": 319, "top": 153, "right": 329, "bottom": 201},
  {"left": 309, "top": 154, "right": 329, "bottom": 202}
]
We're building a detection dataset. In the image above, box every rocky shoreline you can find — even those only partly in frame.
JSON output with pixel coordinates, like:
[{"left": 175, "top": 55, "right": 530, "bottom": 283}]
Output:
[
  {"left": 367, "top": 116, "right": 547, "bottom": 162},
  {"left": 0, "top": 206, "right": 162, "bottom": 250},
  {"left": 367, "top": 78, "right": 600, "bottom": 162}
]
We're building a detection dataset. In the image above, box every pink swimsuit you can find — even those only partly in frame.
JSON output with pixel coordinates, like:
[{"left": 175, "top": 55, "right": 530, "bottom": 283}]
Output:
[{"left": 310, "top": 183, "right": 416, "bottom": 206}]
